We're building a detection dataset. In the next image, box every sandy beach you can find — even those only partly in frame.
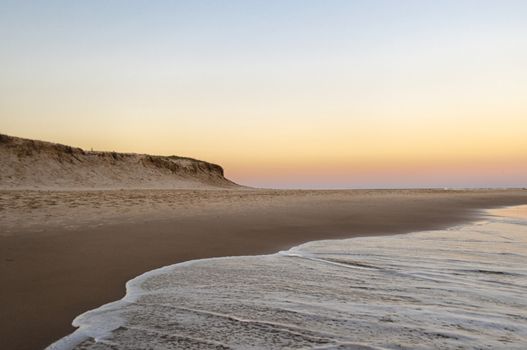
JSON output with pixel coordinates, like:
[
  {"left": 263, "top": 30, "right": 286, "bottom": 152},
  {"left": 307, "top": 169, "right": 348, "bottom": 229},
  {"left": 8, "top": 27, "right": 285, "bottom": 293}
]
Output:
[{"left": 1, "top": 188, "right": 526, "bottom": 349}]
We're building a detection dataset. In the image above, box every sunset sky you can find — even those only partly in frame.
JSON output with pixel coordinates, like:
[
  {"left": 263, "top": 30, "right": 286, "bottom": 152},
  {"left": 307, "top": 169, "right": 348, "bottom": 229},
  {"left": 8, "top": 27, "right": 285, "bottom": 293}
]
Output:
[{"left": 1, "top": 0, "right": 526, "bottom": 188}]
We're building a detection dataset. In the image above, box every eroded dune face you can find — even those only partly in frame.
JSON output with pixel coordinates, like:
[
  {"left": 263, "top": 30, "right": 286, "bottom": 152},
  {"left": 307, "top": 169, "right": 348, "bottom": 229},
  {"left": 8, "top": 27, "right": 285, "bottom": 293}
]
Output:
[{"left": 0, "top": 134, "right": 239, "bottom": 190}]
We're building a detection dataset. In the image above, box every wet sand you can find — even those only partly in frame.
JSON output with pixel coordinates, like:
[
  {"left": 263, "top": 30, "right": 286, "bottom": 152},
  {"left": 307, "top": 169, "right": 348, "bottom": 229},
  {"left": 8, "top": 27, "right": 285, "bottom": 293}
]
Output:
[{"left": 1, "top": 189, "right": 526, "bottom": 350}]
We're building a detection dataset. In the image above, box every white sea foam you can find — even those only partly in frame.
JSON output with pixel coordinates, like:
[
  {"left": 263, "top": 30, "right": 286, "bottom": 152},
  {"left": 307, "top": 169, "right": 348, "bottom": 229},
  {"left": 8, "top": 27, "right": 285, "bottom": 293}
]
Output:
[{"left": 47, "top": 206, "right": 527, "bottom": 349}]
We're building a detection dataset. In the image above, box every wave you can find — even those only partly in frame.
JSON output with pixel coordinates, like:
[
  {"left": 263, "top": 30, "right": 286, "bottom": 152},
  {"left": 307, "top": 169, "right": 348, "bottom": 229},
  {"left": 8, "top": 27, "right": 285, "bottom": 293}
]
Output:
[{"left": 47, "top": 206, "right": 527, "bottom": 349}]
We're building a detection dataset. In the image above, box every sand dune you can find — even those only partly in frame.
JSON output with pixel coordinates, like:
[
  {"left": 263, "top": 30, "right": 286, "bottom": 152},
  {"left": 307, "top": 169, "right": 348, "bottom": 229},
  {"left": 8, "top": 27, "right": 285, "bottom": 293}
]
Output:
[{"left": 0, "top": 134, "right": 239, "bottom": 189}]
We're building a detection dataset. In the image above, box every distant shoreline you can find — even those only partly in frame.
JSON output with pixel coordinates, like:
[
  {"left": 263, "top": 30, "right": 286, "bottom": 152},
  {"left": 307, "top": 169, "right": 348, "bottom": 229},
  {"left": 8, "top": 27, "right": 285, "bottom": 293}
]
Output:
[{"left": 1, "top": 188, "right": 527, "bottom": 349}]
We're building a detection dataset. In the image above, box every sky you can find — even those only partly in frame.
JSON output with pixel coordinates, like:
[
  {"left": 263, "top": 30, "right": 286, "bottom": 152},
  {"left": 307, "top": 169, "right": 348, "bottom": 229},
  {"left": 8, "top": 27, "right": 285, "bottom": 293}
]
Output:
[{"left": 1, "top": 0, "right": 526, "bottom": 188}]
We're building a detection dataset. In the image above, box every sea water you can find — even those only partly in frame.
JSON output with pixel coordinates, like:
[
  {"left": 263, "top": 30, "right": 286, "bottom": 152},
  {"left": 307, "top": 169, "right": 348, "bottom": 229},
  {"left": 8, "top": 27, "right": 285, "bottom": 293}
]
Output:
[{"left": 48, "top": 206, "right": 527, "bottom": 349}]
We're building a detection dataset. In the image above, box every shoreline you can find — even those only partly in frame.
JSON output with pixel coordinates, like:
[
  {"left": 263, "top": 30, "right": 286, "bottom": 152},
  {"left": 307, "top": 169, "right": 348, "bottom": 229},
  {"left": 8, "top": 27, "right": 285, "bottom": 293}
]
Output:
[
  {"left": 1, "top": 189, "right": 527, "bottom": 349},
  {"left": 48, "top": 251, "right": 279, "bottom": 350},
  {"left": 49, "top": 203, "right": 527, "bottom": 350}
]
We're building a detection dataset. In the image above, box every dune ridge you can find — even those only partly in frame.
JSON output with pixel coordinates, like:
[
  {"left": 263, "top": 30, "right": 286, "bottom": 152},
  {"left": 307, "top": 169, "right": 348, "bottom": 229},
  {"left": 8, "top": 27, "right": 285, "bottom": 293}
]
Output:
[{"left": 0, "top": 133, "right": 239, "bottom": 189}]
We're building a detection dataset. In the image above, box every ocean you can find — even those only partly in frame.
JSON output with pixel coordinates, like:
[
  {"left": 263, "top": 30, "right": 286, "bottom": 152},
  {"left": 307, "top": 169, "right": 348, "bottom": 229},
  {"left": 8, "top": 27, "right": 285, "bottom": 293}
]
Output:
[{"left": 48, "top": 205, "right": 527, "bottom": 349}]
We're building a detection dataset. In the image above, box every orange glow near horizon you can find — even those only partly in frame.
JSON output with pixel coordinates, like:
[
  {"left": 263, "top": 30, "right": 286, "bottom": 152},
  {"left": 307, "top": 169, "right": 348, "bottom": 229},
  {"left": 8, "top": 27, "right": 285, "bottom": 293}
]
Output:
[{"left": 225, "top": 157, "right": 527, "bottom": 189}]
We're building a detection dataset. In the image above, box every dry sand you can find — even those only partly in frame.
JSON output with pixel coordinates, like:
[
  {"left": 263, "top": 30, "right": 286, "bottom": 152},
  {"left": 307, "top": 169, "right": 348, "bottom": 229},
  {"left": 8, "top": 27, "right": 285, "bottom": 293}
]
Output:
[{"left": 1, "top": 188, "right": 527, "bottom": 350}]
